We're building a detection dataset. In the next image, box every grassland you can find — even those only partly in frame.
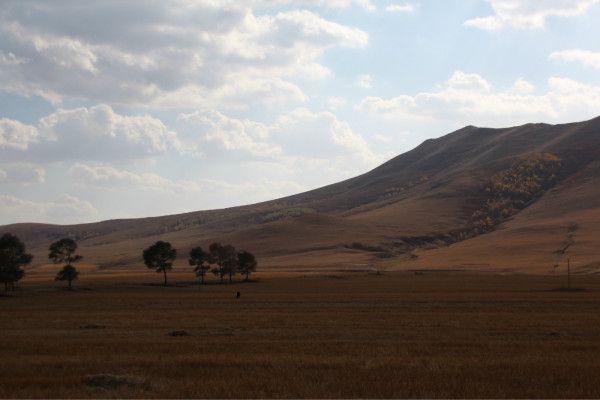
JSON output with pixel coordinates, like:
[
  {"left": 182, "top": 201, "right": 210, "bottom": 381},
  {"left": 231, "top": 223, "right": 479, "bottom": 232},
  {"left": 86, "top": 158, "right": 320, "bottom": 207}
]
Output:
[{"left": 2, "top": 270, "right": 600, "bottom": 398}]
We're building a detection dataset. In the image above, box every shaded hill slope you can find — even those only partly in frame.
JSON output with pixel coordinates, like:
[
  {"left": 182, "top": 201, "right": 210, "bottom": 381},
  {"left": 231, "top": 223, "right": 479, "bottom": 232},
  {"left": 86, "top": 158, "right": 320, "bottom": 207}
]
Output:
[{"left": 3, "top": 116, "right": 600, "bottom": 272}]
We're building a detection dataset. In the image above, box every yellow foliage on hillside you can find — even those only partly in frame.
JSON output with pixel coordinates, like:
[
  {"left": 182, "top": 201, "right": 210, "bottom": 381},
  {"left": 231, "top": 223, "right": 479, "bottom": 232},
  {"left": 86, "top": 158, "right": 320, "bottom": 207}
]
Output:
[{"left": 470, "top": 153, "right": 562, "bottom": 233}]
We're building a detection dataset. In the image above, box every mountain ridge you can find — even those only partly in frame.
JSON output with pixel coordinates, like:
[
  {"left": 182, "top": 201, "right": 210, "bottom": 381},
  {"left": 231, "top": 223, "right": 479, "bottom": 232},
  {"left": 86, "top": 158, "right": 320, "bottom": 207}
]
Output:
[{"left": 3, "top": 116, "right": 600, "bottom": 273}]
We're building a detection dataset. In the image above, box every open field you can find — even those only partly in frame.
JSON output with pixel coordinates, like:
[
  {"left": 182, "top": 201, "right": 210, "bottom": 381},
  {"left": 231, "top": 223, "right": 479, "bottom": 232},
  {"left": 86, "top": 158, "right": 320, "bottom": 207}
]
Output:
[{"left": 2, "top": 271, "right": 600, "bottom": 398}]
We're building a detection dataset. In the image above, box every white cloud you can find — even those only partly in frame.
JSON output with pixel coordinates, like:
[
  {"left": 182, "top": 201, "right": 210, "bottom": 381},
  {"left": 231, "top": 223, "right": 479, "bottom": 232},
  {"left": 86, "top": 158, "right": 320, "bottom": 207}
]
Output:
[
  {"left": 374, "top": 133, "right": 392, "bottom": 143},
  {"left": 550, "top": 49, "right": 600, "bottom": 69},
  {"left": 465, "top": 0, "right": 599, "bottom": 30},
  {"left": 153, "top": 79, "right": 308, "bottom": 110},
  {"left": 177, "top": 110, "right": 281, "bottom": 159},
  {"left": 355, "top": 74, "right": 373, "bottom": 89},
  {"left": 0, "top": 118, "right": 38, "bottom": 150},
  {"left": 0, "top": 164, "right": 45, "bottom": 184},
  {"left": 0, "top": 2, "right": 368, "bottom": 108},
  {"left": 511, "top": 78, "right": 535, "bottom": 94},
  {"left": 385, "top": 3, "right": 415, "bottom": 13},
  {"left": 69, "top": 163, "right": 201, "bottom": 194},
  {"left": 357, "top": 70, "right": 600, "bottom": 126},
  {"left": 38, "top": 105, "right": 181, "bottom": 158},
  {"left": 0, "top": 194, "right": 98, "bottom": 225},
  {"left": 0, "top": 105, "right": 181, "bottom": 162},
  {"left": 178, "top": 108, "right": 381, "bottom": 165},
  {"left": 274, "top": 108, "right": 381, "bottom": 164},
  {"left": 200, "top": 176, "right": 306, "bottom": 205},
  {"left": 327, "top": 96, "right": 347, "bottom": 111},
  {"left": 447, "top": 70, "right": 491, "bottom": 92},
  {"left": 253, "top": 0, "right": 376, "bottom": 11}
]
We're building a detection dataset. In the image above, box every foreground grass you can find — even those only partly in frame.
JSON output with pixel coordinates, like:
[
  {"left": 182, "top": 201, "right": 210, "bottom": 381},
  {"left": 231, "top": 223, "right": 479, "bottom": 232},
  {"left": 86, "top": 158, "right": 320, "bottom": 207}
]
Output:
[{"left": 1, "top": 271, "right": 600, "bottom": 398}]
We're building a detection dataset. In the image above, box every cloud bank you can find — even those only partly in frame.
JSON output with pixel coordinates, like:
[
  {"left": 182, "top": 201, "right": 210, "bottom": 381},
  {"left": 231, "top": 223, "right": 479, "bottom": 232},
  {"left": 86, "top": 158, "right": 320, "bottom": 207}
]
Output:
[
  {"left": 0, "top": 1, "right": 368, "bottom": 108},
  {"left": 465, "top": 0, "right": 599, "bottom": 30}
]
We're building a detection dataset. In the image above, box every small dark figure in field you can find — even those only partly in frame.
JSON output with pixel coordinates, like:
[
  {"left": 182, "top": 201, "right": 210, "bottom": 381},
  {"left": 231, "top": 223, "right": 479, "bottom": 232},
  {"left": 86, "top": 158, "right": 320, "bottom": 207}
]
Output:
[
  {"left": 49, "top": 238, "right": 82, "bottom": 290},
  {"left": 0, "top": 233, "right": 32, "bottom": 292},
  {"left": 236, "top": 291, "right": 241, "bottom": 299}
]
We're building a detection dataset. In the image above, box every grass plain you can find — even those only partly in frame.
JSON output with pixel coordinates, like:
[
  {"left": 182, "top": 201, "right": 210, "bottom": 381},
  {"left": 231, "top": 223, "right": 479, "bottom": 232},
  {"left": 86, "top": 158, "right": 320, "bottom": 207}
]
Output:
[{"left": 2, "top": 270, "right": 600, "bottom": 398}]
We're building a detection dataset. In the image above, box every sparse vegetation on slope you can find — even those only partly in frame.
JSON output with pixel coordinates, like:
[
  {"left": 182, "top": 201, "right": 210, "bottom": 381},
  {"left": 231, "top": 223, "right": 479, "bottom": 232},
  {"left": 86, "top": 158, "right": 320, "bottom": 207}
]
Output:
[
  {"left": 384, "top": 154, "right": 564, "bottom": 257},
  {"left": 470, "top": 153, "right": 562, "bottom": 234},
  {"left": 260, "top": 207, "right": 315, "bottom": 223}
]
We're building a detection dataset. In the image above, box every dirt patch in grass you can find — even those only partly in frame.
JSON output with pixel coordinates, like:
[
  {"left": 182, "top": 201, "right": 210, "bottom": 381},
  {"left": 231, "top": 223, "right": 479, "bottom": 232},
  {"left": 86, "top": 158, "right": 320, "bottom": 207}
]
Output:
[
  {"left": 84, "top": 374, "right": 146, "bottom": 389},
  {"left": 167, "top": 330, "right": 190, "bottom": 337},
  {"left": 80, "top": 324, "right": 106, "bottom": 330}
]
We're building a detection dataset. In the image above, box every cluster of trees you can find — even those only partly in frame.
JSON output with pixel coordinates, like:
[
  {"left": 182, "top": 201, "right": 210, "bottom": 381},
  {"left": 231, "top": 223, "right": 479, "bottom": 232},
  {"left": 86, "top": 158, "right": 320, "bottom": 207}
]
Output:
[
  {"left": 399, "top": 154, "right": 565, "bottom": 250},
  {"left": 144, "top": 241, "right": 257, "bottom": 286},
  {"left": 0, "top": 233, "right": 256, "bottom": 292},
  {"left": 470, "top": 154, "right": 562, "bottom": 234},
  {"left": 0, "top": 234, "right": 81, "bottom": 291}
]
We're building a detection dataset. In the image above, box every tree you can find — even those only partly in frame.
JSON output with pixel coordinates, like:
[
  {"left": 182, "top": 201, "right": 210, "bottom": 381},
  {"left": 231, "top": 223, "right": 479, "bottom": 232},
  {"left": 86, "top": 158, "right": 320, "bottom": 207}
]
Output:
[
  {"left": 0, "top": 233, "right": 32, "bottom": 292},
  {"left": 237, "top": 250, "right": 257, "bottom": 282},
  {"left": 49, "top": 238, "right": 82, "bottom": 289},
  {"left": 143, "top": 241, "right": 176, "bottom": 286},
  {"left": 55, "top": 265, "right": 79, "bottom": 289},
  {"left": 209, "top": 242, "right": 237, "bottom": 284},
  {"left": 223, "top": 245, "right": 237, "bottom": 284},
  {"left": 209, "top": 243, "right": 224, "bottom": 283},
  {"left": 189, "top": 246, "right": 211, "bottom": 285}
]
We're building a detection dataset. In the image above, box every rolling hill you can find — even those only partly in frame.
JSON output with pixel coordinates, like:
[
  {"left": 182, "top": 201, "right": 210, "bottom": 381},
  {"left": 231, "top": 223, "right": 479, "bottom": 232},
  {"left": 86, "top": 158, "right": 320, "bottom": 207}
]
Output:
[{"left": 3, "top": 116, "right": 600, "bottom": 273}]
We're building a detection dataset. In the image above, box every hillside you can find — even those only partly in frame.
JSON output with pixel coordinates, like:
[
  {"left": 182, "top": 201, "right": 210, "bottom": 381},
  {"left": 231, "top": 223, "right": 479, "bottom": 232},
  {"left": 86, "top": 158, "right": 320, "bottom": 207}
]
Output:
[{"left": 3, "top": 116, "right": 600, "bottom": 273}]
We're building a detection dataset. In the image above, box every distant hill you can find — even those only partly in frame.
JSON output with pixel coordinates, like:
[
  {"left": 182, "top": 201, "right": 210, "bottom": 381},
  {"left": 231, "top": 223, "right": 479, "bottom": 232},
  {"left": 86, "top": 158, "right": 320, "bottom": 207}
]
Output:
[{"left": 4, "top": 116, "right": 600, "bottom": 273}]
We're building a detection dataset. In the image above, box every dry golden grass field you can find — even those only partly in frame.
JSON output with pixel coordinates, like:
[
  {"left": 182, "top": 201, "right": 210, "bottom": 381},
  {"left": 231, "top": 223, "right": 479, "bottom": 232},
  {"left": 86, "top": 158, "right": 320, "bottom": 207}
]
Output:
[{"left": 2, "top": 270, "right": 600, "bottom": 398}]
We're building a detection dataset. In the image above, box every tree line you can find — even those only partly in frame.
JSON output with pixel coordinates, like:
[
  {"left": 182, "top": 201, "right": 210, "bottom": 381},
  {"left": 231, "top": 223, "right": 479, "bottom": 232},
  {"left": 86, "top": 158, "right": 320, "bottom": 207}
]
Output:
[
  {"left": 0, "top": 233, "right": 257, "bottom": 291},
  {"left": 143, "top": 240, "right": 257, "bottom": 286}
]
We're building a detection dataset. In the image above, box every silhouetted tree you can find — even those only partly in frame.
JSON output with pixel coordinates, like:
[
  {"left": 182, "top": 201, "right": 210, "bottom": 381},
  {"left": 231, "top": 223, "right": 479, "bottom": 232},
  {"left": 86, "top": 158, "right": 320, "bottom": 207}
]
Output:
[
  {"left": 237, "top": 250, "right": 257, "bottom": 282},
  {"left": 55, "top": 265, "right": 79, "bottom": 289},
  {"left": 143, "top": 241, "right": 176, "bottom": 286},
  {"left": 209, "top": 243, "right": 224, "bottom": 283},
  {"left": 49, "top": 238, "right": 82, "bottom": 289},
  {"left": 0, "top": 233, "right": 32, "bottom": 292},
  {"left": 223, "top": 245, "right": 237, "bottom": 283},
  {"left": 189, "top": 246, "right": 211, "bottom": 285},
  {"left": 209, "top": 242, "right": 237, "bottom": 284}
]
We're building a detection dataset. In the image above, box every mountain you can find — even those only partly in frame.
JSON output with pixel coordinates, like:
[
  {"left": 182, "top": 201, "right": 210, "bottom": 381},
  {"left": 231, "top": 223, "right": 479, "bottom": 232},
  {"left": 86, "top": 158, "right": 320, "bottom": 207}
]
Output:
[{"left": 3, "top": 116, "right": 600, "bottom": 273}]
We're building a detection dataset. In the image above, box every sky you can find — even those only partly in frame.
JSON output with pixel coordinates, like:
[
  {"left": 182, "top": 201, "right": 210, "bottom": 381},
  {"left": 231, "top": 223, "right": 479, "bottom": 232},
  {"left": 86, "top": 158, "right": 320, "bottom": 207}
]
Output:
[{"left": 1, "top": 0, "right": 600, "bottom": 225}]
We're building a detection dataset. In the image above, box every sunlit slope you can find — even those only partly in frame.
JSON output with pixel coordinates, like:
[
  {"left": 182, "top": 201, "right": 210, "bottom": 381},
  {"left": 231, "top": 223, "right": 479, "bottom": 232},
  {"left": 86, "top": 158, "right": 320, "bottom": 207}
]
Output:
[{"left": 3, "top": 116, "right": 600, "bottom": 272}]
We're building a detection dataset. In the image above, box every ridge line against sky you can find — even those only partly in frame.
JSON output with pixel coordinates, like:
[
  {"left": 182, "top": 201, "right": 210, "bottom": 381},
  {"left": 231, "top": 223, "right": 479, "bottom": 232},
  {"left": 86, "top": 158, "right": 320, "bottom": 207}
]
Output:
[{"left": 1, "top": 0, "right": 600, "bottom": 225}]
